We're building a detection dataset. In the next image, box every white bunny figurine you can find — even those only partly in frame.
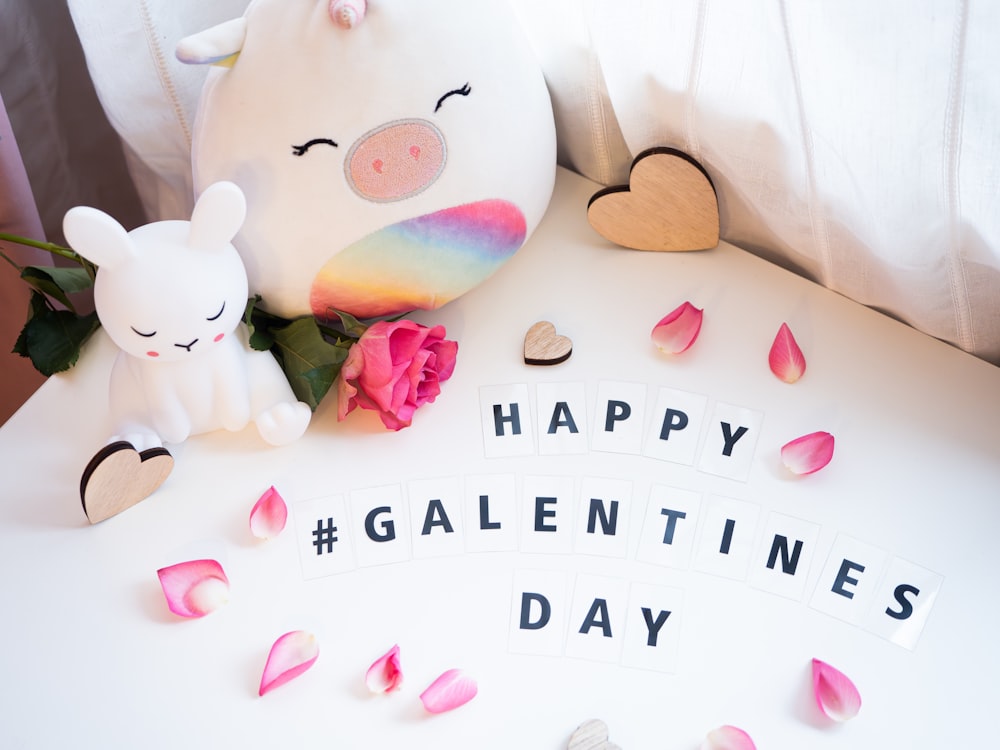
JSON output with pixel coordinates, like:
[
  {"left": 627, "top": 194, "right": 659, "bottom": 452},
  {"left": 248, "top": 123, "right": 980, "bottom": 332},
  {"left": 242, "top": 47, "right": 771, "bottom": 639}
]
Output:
[{"left": 64, "top": 181, "right": 312, "bottom": 522}]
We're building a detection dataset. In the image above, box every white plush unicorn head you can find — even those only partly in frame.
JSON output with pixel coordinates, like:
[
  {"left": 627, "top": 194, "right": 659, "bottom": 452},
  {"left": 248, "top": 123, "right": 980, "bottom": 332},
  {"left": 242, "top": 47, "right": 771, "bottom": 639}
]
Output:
[
  {"left": 63, "top": 182, "right": 249, "bottom": 364},
  {"left": 177, "top": 0, "right": 555, "bottom": 321}
]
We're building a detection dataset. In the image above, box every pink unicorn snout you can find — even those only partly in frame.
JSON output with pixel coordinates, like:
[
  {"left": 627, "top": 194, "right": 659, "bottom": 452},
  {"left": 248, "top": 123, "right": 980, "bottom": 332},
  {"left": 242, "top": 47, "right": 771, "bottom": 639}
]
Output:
[{"left": 345, "top": 119, "right": 446, "bottom": 202}]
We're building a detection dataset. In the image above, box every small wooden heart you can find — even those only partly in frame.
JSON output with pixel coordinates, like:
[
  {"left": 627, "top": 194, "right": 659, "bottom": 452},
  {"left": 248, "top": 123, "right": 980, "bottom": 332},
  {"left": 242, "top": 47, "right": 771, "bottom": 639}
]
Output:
[
  {"left": 587, "top": 147, "right": 719, "bottom": 251},
  {"left": 80, "top": 441, "right": 174, "bottom": 524},
  {"left": 567, "top": 719, "right": 622, "bottom": 750},
  {"left": 524, "top": 321, "right": 572, "bottom": 366}
]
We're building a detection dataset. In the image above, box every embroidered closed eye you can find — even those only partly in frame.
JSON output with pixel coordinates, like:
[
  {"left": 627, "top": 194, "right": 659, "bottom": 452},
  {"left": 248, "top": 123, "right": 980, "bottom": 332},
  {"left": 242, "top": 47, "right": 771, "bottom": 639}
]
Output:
[
  {"left": 131, "top": 326, "right": 156, "bottom": 338},
  {"left": 434, "top": 83, "right": 471, "bottom": 113},
  {"left": 292, "top": 138, "right": 339, "bottom": 156},
  {"left": 207, "top": 302, "right": 226, "bottom": 321}
]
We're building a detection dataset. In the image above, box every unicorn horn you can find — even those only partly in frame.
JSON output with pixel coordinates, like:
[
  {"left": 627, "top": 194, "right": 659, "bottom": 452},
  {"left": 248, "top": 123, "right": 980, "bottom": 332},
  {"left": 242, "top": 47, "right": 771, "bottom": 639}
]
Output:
[{"left": 329, "top": 0, "right": 367, "bottom": 29}]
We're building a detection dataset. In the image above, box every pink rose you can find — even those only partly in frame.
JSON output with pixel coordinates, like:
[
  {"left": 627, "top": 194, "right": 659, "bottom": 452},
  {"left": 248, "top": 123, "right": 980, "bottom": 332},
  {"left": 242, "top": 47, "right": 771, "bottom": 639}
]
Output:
[{"left": 337, "top": 320, "right": 458, "bottom": 430}]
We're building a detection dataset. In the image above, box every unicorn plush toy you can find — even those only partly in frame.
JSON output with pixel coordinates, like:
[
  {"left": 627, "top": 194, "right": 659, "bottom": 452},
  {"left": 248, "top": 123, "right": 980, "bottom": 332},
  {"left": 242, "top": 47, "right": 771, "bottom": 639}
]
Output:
[
  {"left": 177, "top": 0, "right": 556, "bottom": 322},
  {"left": 64, "top": 181, "right": 312, "bottom": 523}
]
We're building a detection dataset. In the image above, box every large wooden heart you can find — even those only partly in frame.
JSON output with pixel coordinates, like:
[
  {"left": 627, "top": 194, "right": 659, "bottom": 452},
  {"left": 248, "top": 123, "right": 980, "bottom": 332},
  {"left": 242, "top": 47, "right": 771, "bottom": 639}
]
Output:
[
  {"left": 587, "top": 147, "right": 719, "bottom": 251},
  {"left": 80, "top": 441, "right": 174, "bottom": 524}
]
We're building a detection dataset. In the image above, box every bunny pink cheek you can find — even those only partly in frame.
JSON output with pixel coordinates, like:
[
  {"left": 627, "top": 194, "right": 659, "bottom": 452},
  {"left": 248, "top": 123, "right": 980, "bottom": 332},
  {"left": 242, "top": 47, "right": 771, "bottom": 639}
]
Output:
[
  {"left": 214, "top": 333, "right": 225, "bottom": 343},
  {"left": 146, "top": 351, "right": 160, "bottom": 358}
]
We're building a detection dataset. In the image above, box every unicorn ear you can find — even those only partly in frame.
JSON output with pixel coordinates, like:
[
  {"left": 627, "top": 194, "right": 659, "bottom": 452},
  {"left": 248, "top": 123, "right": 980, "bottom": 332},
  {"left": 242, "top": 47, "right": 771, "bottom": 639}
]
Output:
[
  {"left": 62, "top": 206, "right": 135, "bottom": 270},
  {"left": 188, "top": 181, "right": 247, "bottom": 252},
  {"left": 176, "top": 16, "right": 247, "bottom": 67}
]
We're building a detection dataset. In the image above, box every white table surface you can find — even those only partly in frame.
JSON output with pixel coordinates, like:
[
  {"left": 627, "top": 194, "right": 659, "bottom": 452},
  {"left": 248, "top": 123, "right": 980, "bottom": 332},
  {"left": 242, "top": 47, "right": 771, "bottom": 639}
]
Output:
[{"left": 2, "top": 167, "right": 999, "bottom": 749}]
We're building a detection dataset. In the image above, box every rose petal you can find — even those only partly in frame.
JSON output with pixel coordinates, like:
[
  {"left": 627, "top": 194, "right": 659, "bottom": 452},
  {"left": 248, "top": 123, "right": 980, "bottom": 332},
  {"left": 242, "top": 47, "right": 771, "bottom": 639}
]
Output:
[
  {"left": 259, "top": 631, "right": 320, "bottom": 696},
  {"left": 156, "top": 559, "right": 229, "bottom": 618},
  {"left": 365, "top": 644, "right": 404, "bottom": 694},
  {"left": 249, "top": 485, "right": 288, "bottom": 540},
  {"left": 781, "top": 431, "right": 835, "bottom": 474},
  {"left": 419, "top": 669, "right": 477, "bottom": 713},
  {"left": 768, "top": 322, "right": 806, "bottom": 383},
  {"left": 812, "top": 658, "right": 861, "bottom": 722},
  {"left": 651, "top": 301, "right": 704, "bottom": 354},
  {"left": 700, "top": 725, "right": 757, "bottom": 750}
]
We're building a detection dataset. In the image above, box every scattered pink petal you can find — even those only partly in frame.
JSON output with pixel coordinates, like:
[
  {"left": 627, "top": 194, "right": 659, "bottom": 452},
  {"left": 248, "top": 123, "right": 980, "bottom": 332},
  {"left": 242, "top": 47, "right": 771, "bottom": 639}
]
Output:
[
  {"left": 812, "top": 658, "right": 861, "bottom": 722},
  {"left": 769, "top": 322, "right": 806, "bottom": 383},
  {"left": 651, "top": 301, "right": 704, "bottom": 354},
  {"left": 249, "top": 485, "right": 288, "bottom": 540},
  {"left": 156, "top": 559, "right": 229, "bottom": 618},
  {"left": 419, "top": 669, "right": 478, "bottom": 714},
  {"left": 781, "top": 431, "right": 835, "bottom": 474},
  {"left": 366, "top": 644, "right": 404, "bottom": 694},
  {"left": 700, "top": 725, "right": 757, "bottom": 750},
  {"left": 259, "top": 631, "right": 319, "bottom": 696}
]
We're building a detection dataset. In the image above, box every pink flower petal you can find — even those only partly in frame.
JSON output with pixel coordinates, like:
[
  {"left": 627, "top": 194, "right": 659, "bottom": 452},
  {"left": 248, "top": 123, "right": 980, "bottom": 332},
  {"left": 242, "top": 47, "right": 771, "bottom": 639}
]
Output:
[
  {"left": 365, "top": 644, "right": 404, "bottom": 694},
  {"left": 259, "top": 631, "right": 319, "bottom": 696},
  {"left": 249, "top": 485, "right": 288, "bottom": 539},
  {"left": 781, "top": 431, "right": 835, "bottom": 474},
  {"left": 651, "top": 301, "right": 704, "bottom": 354},
  {"left": 812, "top": 658, "right": 861, "bottom": 722},
  {"left": 419, "top": 669, "right": 478, "bottom": 713},
  {"left": 700, "top": 725, "right": 757, "bottom": 750},
  {"left": 156, "top": 559, "right": 229, "bottom": 618},
  {"left": 768, "top": 322, "right": 806, "bottom": 383}
]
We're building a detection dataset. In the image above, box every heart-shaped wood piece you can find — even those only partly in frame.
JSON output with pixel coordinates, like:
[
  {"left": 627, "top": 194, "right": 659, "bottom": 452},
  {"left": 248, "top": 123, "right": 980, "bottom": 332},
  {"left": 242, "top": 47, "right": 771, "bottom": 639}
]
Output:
[
  {"left": 567, "top": 719, "right": 622, "bottom": 750},
  {"left": 587, "top": 147, "right": 719, "bottom": 251},
  {"left": 524, "top": 321, "right": 572, "bottom": 366},
  {"left": 80, "top": 441, "right": 174, "bottom": 524}
]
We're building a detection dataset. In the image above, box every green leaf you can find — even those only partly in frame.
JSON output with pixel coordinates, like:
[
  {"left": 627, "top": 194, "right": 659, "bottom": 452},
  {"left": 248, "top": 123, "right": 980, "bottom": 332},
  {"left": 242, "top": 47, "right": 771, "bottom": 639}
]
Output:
[
  {"left": 26, "top": 265, "right": 93, "bottom": 294},
  {"left": 243, "top": 295, "right": 272, "bottom": 351},
  {"left": 270, "top": 317, "right": 351, "bottom": 409},
  {"left": 20, "top": 266, "right": 92, "bottom": 312},
  {"left": 23, "top": 307, "right": 100, "bottom": 376},
  {"left": 12, "top": 293, "right": 48, "bottom": 357},
  {"left": 326, "top": 309, "right": 370, "bottom": 339}
]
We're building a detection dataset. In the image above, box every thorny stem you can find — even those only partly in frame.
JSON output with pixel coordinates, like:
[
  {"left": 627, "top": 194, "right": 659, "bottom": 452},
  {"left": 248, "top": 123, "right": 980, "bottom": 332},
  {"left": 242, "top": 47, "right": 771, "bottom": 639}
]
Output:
[{"left": 0, "top": 232, "right": 97, "bottom": 282}]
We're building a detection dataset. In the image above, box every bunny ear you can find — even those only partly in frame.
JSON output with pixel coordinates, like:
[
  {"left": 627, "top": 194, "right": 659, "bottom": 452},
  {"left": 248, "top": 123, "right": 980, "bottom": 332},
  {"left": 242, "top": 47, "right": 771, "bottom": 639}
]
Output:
[
  {"left": 188, "top": 181, "right": 247, "bottom": 252},
  {"left": 62, "top": 206, "right": 135, "bottom": 270}
]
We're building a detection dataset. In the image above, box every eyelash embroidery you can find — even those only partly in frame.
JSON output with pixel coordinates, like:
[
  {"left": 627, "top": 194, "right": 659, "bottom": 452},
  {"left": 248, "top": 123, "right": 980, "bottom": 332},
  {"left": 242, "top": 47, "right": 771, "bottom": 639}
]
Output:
[
  {"left": 207, "top": 302, "right": 226, "bottom": 321},
  {"left": 131, "top": 326, "right": 156, "bottom": 338},
  {"left": 292, "top": 138, "right": 339, "bottom": 156},
  {"left": 434, "top": 82, "right": 471, "bottom": 113}
]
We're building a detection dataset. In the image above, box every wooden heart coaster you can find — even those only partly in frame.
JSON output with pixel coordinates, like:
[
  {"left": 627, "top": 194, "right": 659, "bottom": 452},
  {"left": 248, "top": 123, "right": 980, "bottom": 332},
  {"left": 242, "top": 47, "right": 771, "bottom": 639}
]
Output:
[
  {"left": 80, "top": 441, "right": 174, "bottom": 524},
  {"left": 524, "top": 321, "right": 572, "bottom": 366},
  {"left": 567, "top": 719, "right": 622, "bottom": 750},
  {"left": 587, "top": 147, "right": 719, "bottom": 251}
]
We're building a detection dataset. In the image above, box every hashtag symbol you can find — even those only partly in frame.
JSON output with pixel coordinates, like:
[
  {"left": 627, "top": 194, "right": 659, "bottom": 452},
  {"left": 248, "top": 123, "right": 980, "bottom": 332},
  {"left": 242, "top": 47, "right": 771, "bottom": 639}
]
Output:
[{"left": 312, "top": 517, "right": 338, "bottom": 555}]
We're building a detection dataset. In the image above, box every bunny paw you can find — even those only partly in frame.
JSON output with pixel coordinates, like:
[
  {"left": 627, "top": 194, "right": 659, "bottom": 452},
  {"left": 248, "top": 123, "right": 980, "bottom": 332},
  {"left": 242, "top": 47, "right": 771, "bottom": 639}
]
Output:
[{"left": 256, "top": 401, "right": 311, "bottom": 445}]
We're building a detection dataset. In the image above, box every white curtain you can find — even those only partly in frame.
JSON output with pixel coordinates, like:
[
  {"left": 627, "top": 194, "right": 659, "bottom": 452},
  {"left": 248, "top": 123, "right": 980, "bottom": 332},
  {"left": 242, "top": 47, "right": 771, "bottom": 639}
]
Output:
[{"left": 44, "top": 0, "right": 1000, "bottom": 367}]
